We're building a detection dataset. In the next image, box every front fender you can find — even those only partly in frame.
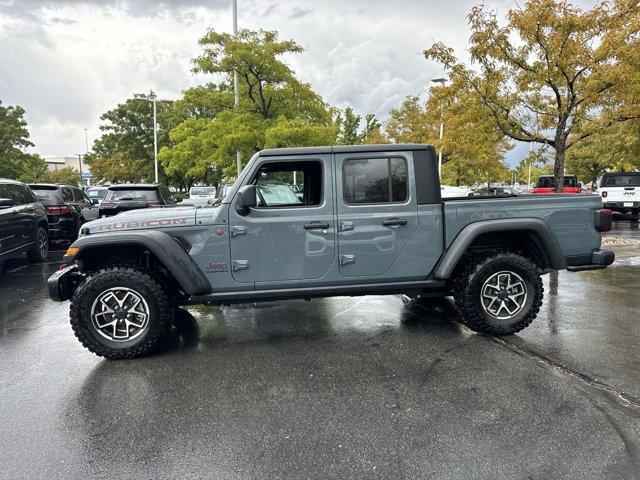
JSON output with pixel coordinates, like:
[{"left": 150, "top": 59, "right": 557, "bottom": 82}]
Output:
[{"left": 65, "top": 230, "right": 211, "bottom": 295}]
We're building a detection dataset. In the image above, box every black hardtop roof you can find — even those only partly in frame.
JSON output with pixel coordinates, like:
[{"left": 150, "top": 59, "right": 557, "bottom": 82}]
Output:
[
  {"left": 108, "top": 184, "right": 162, "bottom": 190},
  {"left": 538, "top": 174, "right": 577, "bottom": 178},
  {"left": 603, "top": 171, "right": 640, "bottom": 176},
  {"left": 258, "top": 144, "right": 435, "bottom": 157}
]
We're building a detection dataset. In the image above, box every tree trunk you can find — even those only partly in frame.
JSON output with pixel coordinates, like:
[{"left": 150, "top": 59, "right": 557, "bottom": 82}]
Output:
[{"left": 553, "top": 143, "right": 566, "bottom": 194}]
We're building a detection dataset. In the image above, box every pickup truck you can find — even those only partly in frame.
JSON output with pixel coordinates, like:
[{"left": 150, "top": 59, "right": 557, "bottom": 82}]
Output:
[
  {"left": 597, "top": 171, "right": 640, "bottom": 215},
  {"left": 533, "top": 175, "right": 582, "bottom": 194},
  {"left": 48, "top": 144, "right": 614, "bottom": 359}
]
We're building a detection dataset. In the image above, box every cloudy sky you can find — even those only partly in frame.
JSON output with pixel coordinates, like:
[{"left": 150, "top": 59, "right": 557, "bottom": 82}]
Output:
[{"left": 0, "top": 0, "right": 593, "bottom": 163}]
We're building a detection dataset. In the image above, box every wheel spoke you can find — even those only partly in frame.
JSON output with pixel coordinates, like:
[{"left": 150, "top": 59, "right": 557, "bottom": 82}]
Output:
[
  {"left": 91, "top": 287, "right": 150, "bottom": 342},
  {"left": 480, "top": 271, "right": 528, "bottom": 320}
]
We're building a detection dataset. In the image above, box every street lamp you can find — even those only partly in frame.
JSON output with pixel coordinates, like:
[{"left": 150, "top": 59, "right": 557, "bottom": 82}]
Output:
[
  {"left": 232, "top": 0, "right": 242, "bottom": 177},
  {"left": 134, "top": 93, "right": 173, "bottom": 184},
  {"left": 430, "top": 77, "right": 447, "bottom": 176}
]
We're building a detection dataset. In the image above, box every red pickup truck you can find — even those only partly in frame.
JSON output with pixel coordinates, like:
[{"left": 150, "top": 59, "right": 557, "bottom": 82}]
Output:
[{"left": 533, "top": 175, "right": 582, "bottom": 194}]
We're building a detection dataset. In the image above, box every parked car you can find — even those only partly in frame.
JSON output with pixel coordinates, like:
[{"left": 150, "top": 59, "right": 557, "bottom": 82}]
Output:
[
  {"left": 0, "top": 178, "right": 49, "bottom": 265},
  {"left": 187, "top": 186, "right": 217, "bottom": 207},
  {"left": 597, "top": 172, "right": 640, "bottom": 215},
  {"left": 532, "top": 175, "right": 582, "bottom": 194},
  {"left": 469, "top": 186, "right": 517, "bottom": 196},
  {"left": 440, "top": 185, "right": 471, "bottom": 198},
  {"left": 85, "top": 186, "right": 109, "bottom": 205},
  {"left": 28, "top": 184, "right": 99, "bottom": 241},
  {"left": 50, "top": 144, "right": 613, "bottom": 359},
  {"left": 98, "top": 184, "right": 175, "bottom": 217}
]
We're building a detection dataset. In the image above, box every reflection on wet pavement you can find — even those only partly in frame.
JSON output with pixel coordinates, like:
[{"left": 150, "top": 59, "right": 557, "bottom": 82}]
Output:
[{"left": 1, "top": 237, "right": 640, "bottom": 479}]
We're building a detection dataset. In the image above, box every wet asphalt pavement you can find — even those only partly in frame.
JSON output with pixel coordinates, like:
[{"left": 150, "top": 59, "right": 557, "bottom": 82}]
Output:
[{"left": 1, "top": 221, "right": 640, "bottom": 479}]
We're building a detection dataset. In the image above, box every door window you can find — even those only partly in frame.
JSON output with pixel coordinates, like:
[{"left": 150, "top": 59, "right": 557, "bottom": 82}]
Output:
[
  {"left": 252, "top": 161, "right": 323, "bottom": 208},
  {"left": 343, "top": 157, "right": 408, "bottom": 204}
]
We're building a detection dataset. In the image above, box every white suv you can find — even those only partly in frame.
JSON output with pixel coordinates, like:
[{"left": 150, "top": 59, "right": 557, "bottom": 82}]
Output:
[{"left": 598, "top": 172, "right": 640, "bottom": 215}]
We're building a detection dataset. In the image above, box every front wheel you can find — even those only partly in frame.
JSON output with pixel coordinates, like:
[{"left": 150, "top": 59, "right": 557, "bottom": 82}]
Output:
[
  {"left": 70, "top": 267, "right": 173, "bottom": 359},
  {"left": 453, "top": 253, "right": 543, "bottom": 335}
]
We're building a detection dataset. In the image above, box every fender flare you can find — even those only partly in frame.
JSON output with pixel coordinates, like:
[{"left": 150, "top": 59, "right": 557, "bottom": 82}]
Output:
[
  {"left": 434, "top": 218, "right": 567, "bottom": 280},
  {"left": 66, "top": 230, "right": 211, "bottom": 295}
]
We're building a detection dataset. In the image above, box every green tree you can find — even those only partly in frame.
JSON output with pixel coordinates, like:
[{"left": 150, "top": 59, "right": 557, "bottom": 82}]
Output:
[
  {"left": 425, "top": 0, "right": 640, "bottom": 193},
  {"left": 160, "top": 29, "right": 336, "bottom": 179},
  {"left": 335, "top": 108, "right": 382, "bottom": 145},
  {"left": 86, "top": 92, "right": 177, "bottom": 185},
  {"left": 19, "top": 154, "right": 52, "bottom": 183},
  {"left": 0, "top": 100, "right": 49, "bottom": 181},
  {"left": 381, "top": 79, "right": 511, "bottom": 186},
  {"left": 50, "top": 166, "right": 80, "bottom": 186},
  {"left": 514, "top": 147, "right": 554, "bottom": 186}
]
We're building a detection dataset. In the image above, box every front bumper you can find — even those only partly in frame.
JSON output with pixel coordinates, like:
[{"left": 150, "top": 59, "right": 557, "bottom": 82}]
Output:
[
  {"left": 566, "top": 249, "right": 615, "bottom": 272},
  {"left": 48, "top": 264, "right": 84, "bottom": 301}
]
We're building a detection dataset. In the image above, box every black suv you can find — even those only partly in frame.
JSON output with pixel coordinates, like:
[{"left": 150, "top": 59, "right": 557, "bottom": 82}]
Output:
[
  {"left": 99, "top": 184, "right": 175, "bottom": 217},
  {"left": 29, "top": 184, "right": 99, "bottom": 241},
  {"left": 0, "top": 178, "right": 49, "bottom": 265}
]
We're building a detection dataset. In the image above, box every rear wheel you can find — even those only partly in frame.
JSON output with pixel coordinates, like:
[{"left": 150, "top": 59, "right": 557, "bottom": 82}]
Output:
[
  {"left": 27, "top": 227, "right": 49, "bottom": 262},
  {"left": 453, "top": 253, "right": 543, "bottom": 335},
  {"left": 70, "top": 267, "right": 172, "bottom": 359}
]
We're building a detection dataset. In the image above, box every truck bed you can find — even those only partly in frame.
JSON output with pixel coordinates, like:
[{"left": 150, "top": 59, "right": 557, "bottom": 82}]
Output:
[{"left": 441, "top": 194, "right": 603, "bottom": 257}]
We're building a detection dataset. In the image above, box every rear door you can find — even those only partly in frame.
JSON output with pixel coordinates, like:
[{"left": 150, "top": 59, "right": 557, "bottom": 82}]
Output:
[{"left": 335, "top": 152, "right": 419, "bottom": 278}]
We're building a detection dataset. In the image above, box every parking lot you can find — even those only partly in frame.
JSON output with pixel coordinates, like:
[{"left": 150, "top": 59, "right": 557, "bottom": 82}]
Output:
[{"left": 1, "top": 220, "right": 639, "bottom": 479}]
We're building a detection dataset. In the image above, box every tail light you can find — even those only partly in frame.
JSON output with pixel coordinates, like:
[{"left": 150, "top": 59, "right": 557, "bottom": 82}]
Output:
[
  {"left": 100, "top": 203, "right": 117, "bottom": 209},
  {"left": 595, "top": 209, "right": 612, "bottom": 232},
  {"left": 44, "top": 205, "right": 71, "bottom": 215},
  {"left": 601, "top": 191, "right": 608, "bottom": 198}
]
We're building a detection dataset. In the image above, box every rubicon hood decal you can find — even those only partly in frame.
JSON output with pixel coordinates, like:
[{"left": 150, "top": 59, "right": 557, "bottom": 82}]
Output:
[{"left": 98, "top": 217, "right": 190, "bottom": 231}]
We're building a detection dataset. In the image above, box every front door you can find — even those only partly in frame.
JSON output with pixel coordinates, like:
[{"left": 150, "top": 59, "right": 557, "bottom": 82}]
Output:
[
  {"left": 335, "top": 152, "right": 419, "bottom": 278},
  {"left": 228, "top": 155, "right": 335, "bottom": 287}
]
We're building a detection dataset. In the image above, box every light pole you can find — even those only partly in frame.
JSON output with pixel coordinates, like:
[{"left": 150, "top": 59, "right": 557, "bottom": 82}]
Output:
[
  {"left": 135, "top": 93, "right": 172, "bottom": 184},
  {"left": 528, "top": 142, "right": 533, "bottom": 188},
  {"left": 232, "top": 0, "right": 242, "bottom": 177},
  {"left": 430, "top": 77, "right": 447, "bottom": 176}
]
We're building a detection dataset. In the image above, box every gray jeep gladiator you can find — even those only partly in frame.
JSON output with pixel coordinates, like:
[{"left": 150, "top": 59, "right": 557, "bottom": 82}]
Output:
[{"left": 49, "top": 144, "right": 614, "bottom": 359}]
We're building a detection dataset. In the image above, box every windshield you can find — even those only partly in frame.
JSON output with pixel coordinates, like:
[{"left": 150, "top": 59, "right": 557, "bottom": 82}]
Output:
[
  {"left": 86, "top": 188, "right": 107, "bottom": 200},
  {"left": 30, "top": 187, "right": 62, "bottom": 204},
  {"left": 104, "top": 189, "right": 159, "bottom": 202},
  {"left": 257, "top": 183, "right": 302, "bottom": 206},
  {"left": 190, "top": 187, "right": 216, "bottom": 197},
  {"left": 602, "top": 173, "right": 640, "bottom": 187},
  {"left": 536, "top": 176, "right": 577, "bottom": 188}
]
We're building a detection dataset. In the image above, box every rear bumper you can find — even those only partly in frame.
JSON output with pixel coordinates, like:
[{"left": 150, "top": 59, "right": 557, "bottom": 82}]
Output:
[
  {"left": 603, "top": 201, "right": 640, "bottom": 211},
  {"left": 566, "top": 249, "right": 615, "bottom": 272},
  {"left": 48, "top": 264, "right": 84, "bottom": 301}
]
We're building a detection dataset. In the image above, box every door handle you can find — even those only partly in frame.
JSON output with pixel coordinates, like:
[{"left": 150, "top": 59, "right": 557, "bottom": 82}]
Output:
[
  {"left": 303, "top": 222, "right": 329, "bottom": 230},
  {"left": 383, "top": 218, "right": 408, "bottom": 227}
]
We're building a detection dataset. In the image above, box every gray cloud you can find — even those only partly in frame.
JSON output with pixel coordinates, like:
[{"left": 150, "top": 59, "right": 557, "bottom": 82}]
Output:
[
  {"left": 288, "top": 6, "right": 315, "bottom": 19},
  {"left": 0, "top": 0, "right": 229, "bottom": 20}
]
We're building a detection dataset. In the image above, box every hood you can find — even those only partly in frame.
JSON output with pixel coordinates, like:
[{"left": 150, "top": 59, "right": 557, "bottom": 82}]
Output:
[{"left": 83, "top": 206, "right": 198, "bottom": 234}]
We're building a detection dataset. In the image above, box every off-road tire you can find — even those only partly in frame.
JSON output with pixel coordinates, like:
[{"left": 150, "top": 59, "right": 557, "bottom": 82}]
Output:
[
  {"left": 70, "top": 267, "right": 173, "bottom": 359},
  {"left": 453, "top": 253, "right": 543, "bottom": 335},
  {"left": 27, "top": 227, "right": 49, "bottom": 262}
]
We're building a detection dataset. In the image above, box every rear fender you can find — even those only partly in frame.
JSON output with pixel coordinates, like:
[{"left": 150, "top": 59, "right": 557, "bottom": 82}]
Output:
[{"left": 434, "top": 218, "right": 567, "bottom": 279}]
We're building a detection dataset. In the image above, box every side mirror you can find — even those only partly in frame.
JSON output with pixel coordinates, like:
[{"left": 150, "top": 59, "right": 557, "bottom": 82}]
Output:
[
  {"left": 236, "top": 184, "right": 257, "bottom": 215},
  {"left": 0, "top": 198, "right": 13, "bottom": 208}
]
